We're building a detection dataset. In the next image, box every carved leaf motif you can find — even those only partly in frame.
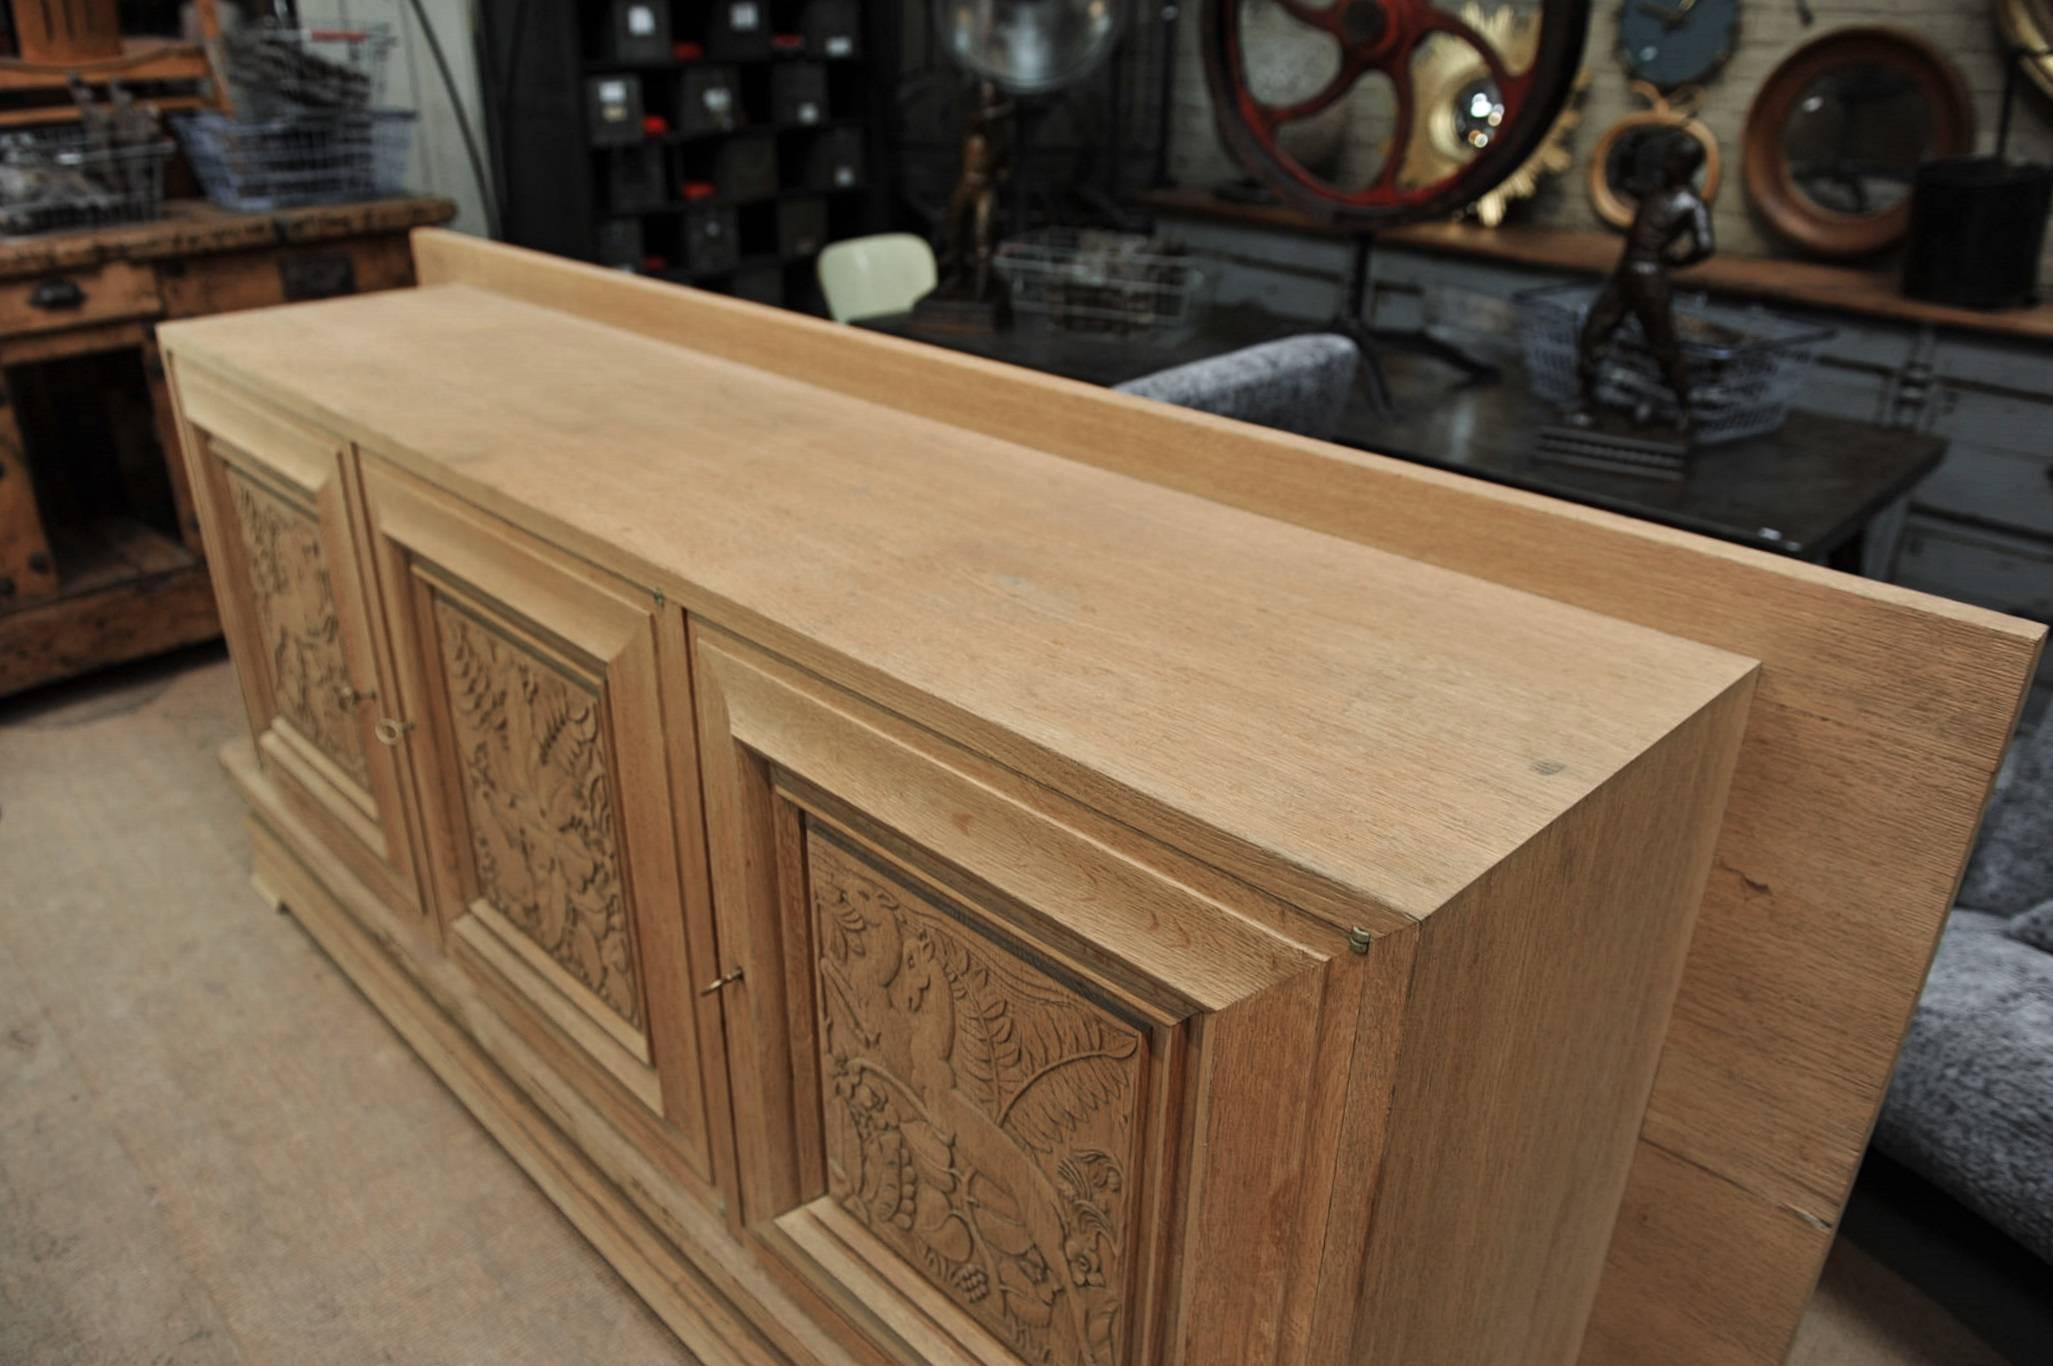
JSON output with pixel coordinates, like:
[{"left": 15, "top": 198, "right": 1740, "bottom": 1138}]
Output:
[
  {"left": 434, "top": 597, "right": 646, "bottom": 1031},
  {"left": 807, "top": 829, "right": 1141, "bottom": 1366},
  {"left": 226, "top": 470, "right": 371, "bottom": 789},
  {"left": 911, "top": 917, "right": 1140, "bottom": 1155},
  {"left": 1004, "top": 1042, "right": 1139, "bottom": 1156}
]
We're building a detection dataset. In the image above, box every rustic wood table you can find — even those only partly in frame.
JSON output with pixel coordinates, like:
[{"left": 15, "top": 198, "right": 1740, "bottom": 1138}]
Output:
[
  {"left": 0, "top": 196, "right": 454, "bottom": 698},
  {"left": 860, "top": 303, "right": 1947, "bottom": 567}
]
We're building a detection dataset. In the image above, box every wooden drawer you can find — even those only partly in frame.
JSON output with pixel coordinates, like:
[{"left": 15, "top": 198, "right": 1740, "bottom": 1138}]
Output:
[
  {"left": 0, "top": 260, "right": 161, "bottom": 337},
  {"left": 175, "top": 366, "right": 426, "bottom": 927},
  {"left": 692, "top": 625, "right": 1340, "bottom": 1365},
  {"left": 157, "top": 237, "right": 418, "bottom": 319},
  {"left": 359, "top": 457, "right": 734, "bottom": 1216}
]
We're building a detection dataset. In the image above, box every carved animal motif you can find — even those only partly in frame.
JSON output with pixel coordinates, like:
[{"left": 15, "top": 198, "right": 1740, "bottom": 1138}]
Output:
[
  {"left": 434, "top": 597, "right": 647, "bottom": 1030},
  {"left": 809, "top": 829, "right": 1140, "bottom": 1365},
  {"left": 227, "top": 469, "right": 371, "bottom": 789}
]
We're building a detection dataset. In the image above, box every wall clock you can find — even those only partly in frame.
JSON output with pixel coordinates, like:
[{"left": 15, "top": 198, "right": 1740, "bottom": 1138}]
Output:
[{"left": 1617, "top": 0, "right": 1739, "bottom": 91}]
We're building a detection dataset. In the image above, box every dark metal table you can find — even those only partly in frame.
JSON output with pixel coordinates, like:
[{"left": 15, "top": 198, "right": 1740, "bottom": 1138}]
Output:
[{"left": 859, "top": 303, "right": 1946, "bottom": 566}]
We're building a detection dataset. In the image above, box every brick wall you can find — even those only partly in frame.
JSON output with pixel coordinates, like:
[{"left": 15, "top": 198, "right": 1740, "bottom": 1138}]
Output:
[{"left": 1165, "top": 2, "right": 2053, "bottom": 277}]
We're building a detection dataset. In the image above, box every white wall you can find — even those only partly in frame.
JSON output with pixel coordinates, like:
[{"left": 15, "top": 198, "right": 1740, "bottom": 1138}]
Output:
[{"left": 303, "top": 0, "right": 495, "bottom": 234}]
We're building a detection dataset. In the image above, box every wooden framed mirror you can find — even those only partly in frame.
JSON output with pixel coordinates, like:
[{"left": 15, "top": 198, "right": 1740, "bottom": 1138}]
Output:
[
  {"left": 1741, "top": 26, "right": 1973, "bottom": 258},
  {"left": 1588, "top": 82, "right": 1722, "bottom": 230}
]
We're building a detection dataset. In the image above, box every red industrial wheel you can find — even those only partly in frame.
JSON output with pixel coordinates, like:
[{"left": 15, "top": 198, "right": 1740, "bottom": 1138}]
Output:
[{"left": 1203, "top": 0, "right": 1592, "bottom": 227}]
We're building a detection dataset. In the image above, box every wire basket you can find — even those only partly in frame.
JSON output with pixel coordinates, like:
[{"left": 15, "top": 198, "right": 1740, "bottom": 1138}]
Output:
[
  {"left": 178, "top": 109, "right": 415, "bottom": 212},
  {"left": 994, "top": 229, "right": 1213, "bottom": 338},
  {"left": 1517, "top": 283, "right": 1834, "bottom": 446},
  {"left": 219, "top": 23, "right": 396, "bottom": 118},
  {"left": 0, "top": 127, "right": 174, "bottom": 236}
]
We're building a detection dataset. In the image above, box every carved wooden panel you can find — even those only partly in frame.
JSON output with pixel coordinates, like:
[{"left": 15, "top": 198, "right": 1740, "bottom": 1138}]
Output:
[
  {"left": 808, "top": 826, "right": 1143, "bottom": 1366},
  {"left": 433, "top": 594, "right": 647, "bottom": 1031},
  {"left": 225, "top": 466, "right": 371, "bottom": 789}
]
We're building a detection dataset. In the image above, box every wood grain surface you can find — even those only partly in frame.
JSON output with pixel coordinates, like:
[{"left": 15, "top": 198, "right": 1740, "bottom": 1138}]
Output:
[
  {"left": 395, "top": 233, "right": 2044, "bottom": 1366},
  {"left": 161, "top": 284, "right": 1752, "bottom": 944}
]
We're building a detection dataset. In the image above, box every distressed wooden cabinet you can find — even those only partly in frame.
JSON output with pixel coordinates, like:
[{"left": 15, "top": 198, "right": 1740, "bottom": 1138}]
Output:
[
  {"left": 158, "top": 234, "right": 2041, "bottom": 1366},
  {"left": 0, "top": 197, "right": 455, "bottom": 700}
]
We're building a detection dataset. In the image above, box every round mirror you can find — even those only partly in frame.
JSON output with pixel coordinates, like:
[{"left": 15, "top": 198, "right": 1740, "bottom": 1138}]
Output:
[
  {"left": 1742, "top": 27, "right": 1971, "bottom": 258},
  {"left": 933, "top": 0, "right": 1127, "bottom": 95},
  {"left": 1780, "top": 64, "right": 1932, "bottom": 216}
]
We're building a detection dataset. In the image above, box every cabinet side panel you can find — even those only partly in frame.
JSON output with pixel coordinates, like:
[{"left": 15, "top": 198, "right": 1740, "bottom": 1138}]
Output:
[
  {"left": 1579, "top": 1141, "right": 1823, "bottom": 1366},
  {"left": 1350, "top": 674, "right": 1756, "bottom": 1366}
]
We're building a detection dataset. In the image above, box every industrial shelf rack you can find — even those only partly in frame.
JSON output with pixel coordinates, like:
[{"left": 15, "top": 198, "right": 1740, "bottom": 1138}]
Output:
[{"left": 481, "top": 0, "right": 892, "bottom": 314}]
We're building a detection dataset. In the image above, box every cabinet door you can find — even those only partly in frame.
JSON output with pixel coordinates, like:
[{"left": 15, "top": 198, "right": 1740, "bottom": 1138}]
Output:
[
  {"left": 691, "top": 625, "right": 1337, "bottom": 1366},
  {"left": 357, "top": 457, "right": 731, "bottom": 1209},
  {"left": 176, "top": 367, "right": 423, "bottom": 923}
]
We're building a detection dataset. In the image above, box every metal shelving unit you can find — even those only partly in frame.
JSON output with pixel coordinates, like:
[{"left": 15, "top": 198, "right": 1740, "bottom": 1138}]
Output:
[{"left": 478, "top": 0, "right": 893, "bottom": 314}]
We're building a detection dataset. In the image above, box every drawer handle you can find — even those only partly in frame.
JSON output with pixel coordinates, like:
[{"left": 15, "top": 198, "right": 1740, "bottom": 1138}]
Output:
[
  {"left": 29, "top": 278, "right": 85, "bottom": 311},
  {"left": 337, "top": 683, "right": 378, "bottom": 709},
  {"left": 373, "top": 717, "right": 415, "bottom": 746},
  {"left": 698, "top": 966, "right": 744, "bottom": 996}
]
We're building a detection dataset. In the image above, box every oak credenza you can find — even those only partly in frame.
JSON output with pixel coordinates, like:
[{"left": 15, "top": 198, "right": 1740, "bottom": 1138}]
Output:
[{"left": 158, "top": 231, "right": 2042, "bottom": 1366}]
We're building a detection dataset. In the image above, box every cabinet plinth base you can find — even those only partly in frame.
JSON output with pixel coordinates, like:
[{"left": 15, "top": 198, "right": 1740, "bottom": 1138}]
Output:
[{"left": 223, "top": 737, "right": 798, "bottom": 1365}]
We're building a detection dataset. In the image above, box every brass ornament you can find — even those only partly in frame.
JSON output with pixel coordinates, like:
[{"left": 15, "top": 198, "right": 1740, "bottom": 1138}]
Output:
[
  {"left": 1586, "top": 81, "right": 1722, "bottom": 231},
  {"left": 1398, "top": 0, "right": 1592, "bottom": 227},
  {"left": 1997, "top": 0, "right": 2053, "bottom": 105}
]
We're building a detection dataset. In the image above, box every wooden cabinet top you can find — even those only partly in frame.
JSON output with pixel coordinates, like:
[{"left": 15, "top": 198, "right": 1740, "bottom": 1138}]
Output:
[
  {"left": 161, "top": 282, "right": 1755, "bottom": 928},
  {"left": 0, "top": 197, "right": 456, "bottom": 281}
]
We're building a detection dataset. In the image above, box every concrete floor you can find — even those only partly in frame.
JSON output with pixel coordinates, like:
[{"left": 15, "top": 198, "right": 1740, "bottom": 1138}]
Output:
[{"left": 0, "top": 647, "right": 2013, "bottom": 1365}]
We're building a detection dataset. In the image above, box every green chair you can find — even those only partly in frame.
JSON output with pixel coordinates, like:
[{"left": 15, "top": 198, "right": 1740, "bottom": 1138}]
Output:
[{"left": 816, "top": 233, "right": 938, "bottom": 323}]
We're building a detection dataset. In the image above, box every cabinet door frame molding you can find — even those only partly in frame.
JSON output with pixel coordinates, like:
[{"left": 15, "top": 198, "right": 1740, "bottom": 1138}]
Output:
[
  {"left": 356, "top": 456, "right": 735, "bottom": 1205},
  {"left": 173, "top": 361, "right": 425, "bottom": 930}
]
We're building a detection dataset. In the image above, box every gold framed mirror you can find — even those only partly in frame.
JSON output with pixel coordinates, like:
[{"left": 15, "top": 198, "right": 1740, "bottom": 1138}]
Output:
[
  {"left": 1395, "top": 1, "right": 1591, "bottom": 227},
  {"left": 1997, "top": 0, "right": 2053, "bottom": 104}
]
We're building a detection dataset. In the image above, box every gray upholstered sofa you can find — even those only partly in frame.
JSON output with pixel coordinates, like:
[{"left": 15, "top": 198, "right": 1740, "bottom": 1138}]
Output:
[
  {"left": 1114, "top": 334, "right": 1359, "bottom": 440},
  {"left": 1876, "top": 717, "right": 2053, "bottom": 1263}
]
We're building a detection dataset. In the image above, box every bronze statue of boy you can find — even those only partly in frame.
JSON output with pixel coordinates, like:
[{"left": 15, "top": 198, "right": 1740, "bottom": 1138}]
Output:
[
  {"left": 1570, "top": 131, "right": 1715, "bottom": 440},
  {"left": 936, "top": 81, "right": 1011, "bottom": 303}
]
